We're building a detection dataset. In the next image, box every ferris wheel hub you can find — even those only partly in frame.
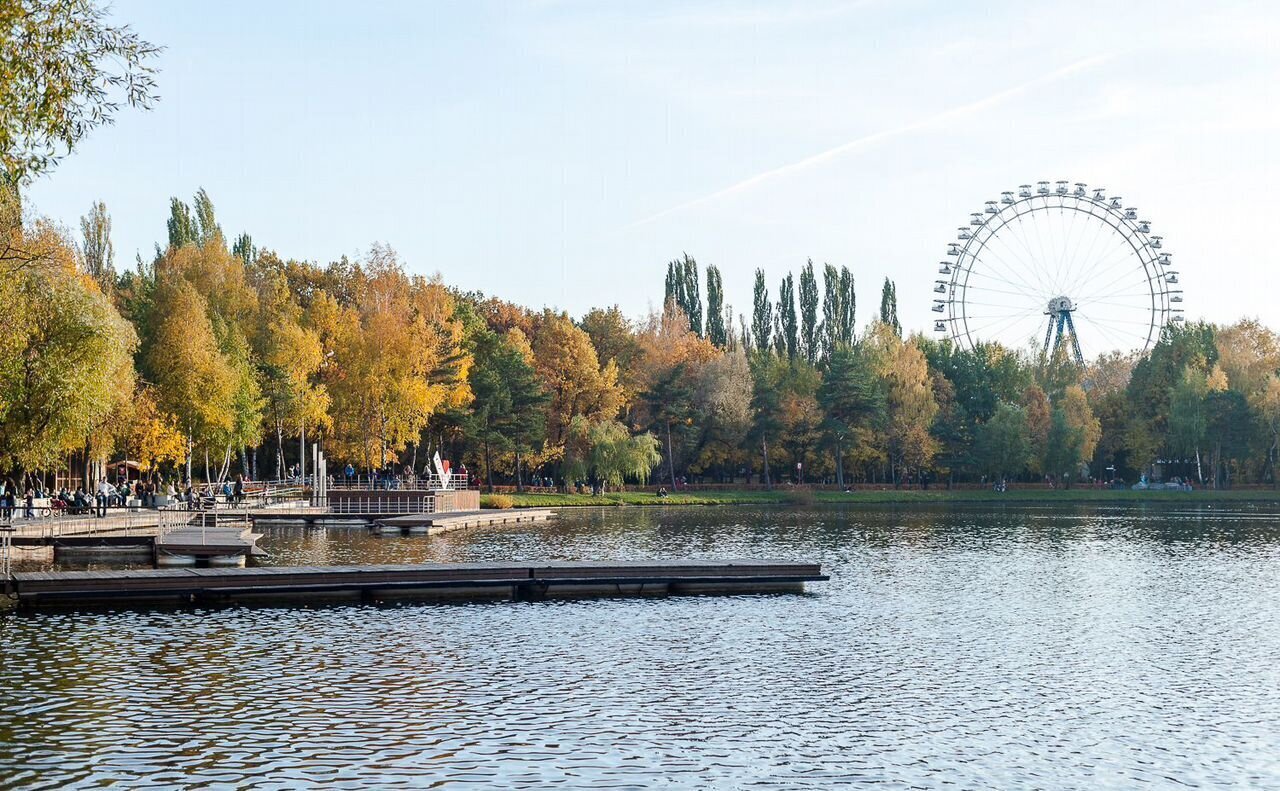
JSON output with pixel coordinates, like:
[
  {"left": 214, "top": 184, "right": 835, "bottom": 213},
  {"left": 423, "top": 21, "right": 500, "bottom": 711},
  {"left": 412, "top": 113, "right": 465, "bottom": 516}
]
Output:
[{"left": 1045, "top": 296, "right": 1075, "bottom": 314}]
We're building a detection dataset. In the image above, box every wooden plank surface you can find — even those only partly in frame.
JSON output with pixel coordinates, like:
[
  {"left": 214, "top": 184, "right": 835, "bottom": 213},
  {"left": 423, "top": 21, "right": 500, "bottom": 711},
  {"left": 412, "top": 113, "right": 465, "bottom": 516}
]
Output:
[{"left": 11, "top": 561, "right": 825, "bottom": 598}]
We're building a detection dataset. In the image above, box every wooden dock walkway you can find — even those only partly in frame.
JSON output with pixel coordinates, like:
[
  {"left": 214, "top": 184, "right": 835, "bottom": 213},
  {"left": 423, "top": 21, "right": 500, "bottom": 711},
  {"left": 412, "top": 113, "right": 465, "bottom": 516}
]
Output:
[{"left": 7, "top": 560, "right": 827, "bottom": 608}]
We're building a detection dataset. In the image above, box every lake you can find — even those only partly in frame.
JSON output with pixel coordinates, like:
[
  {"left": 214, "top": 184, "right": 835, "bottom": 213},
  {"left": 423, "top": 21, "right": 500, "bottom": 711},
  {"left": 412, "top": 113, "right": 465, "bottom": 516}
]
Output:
[{"left": 2, "top": 503, "right": 1279, "bottom": 789}]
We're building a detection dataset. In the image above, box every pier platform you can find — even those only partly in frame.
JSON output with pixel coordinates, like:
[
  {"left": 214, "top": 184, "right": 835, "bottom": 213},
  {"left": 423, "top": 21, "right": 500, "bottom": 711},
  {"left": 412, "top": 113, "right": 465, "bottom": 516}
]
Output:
[{"left": 6, "top": 560, "right": 827, "bottom": 608}]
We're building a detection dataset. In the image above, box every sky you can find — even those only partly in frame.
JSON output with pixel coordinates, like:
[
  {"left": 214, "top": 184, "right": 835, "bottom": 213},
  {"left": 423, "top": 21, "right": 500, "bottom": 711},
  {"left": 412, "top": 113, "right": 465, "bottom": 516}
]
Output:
[{"left": 25, "top": 0, "right": 1280, "bottom": 346}]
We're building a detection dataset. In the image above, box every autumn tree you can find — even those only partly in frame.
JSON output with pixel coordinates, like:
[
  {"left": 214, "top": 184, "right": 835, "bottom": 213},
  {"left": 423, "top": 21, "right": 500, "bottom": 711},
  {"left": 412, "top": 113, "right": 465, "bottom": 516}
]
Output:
[
  {"left": 1021, "top": 384, "right": 1051, "bottom": 475},
  {"left": 580, "top": 306, "right": 640, "bottom": 390},
  {"left": 0, "top": 0, "right": 160, "bottom": 184},
  {"left": 866, "top": 324, "right": 937, "bottom": 484},
  {"left": 325, "top": 249, "right": 472, "bottom": 469},
  {"left": 532, "top": 310, "right": 625, "bottom": 461},
  {"left": 0, "top": 224, "right": 135, "bottom": 471}
]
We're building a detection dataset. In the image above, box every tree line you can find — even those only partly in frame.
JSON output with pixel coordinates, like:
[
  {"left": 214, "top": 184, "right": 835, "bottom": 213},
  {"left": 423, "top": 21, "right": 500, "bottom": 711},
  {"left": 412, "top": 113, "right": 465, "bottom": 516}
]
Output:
[
  {"left": 3, "top": 0, "right": 1277, "bottom": 493},
  {"left": 11, "top": 188, "right": 1280, "bottom": 494}
]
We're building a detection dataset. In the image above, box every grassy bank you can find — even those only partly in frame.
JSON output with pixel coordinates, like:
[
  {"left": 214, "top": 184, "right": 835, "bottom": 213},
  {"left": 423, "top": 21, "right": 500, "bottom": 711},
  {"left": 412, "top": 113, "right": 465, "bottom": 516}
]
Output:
[{"left": 481, "top": 488, "right": 1280, "bottom": 509}]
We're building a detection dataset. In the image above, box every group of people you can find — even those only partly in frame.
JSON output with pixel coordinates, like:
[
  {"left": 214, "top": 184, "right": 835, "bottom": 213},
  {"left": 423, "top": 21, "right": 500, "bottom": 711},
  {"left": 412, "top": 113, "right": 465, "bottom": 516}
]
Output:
[{"left": 0, "top": 475, "right": 243, "bottom": 520}]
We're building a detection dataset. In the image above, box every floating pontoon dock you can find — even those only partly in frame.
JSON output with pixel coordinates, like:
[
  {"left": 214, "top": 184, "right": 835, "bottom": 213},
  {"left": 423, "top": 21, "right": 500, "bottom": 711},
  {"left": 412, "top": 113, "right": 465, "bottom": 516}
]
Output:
[{"left": 6, "top": 560, "right": 827, "bottom": 608}]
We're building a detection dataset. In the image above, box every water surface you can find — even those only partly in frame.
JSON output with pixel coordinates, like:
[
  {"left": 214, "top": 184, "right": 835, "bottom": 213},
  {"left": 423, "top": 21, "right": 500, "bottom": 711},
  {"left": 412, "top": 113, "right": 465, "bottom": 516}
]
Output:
[{"left": 2, "top": 503, "right": 1279, "bottom": 789}]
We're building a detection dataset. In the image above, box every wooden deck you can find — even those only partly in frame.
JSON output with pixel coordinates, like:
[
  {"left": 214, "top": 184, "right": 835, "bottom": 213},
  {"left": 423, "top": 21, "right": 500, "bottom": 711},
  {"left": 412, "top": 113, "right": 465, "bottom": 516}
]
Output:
[
  {"left": 154, "top": 522, "right": 262, "bottom": 564},
  {"left": 7, "top": 560, "right": 827, "bottom": 608}
]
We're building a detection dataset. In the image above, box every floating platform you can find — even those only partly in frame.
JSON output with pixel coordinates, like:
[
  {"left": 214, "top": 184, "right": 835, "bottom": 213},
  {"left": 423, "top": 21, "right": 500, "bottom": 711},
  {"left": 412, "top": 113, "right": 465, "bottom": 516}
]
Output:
[
  {"left": 374, "top": 508, "right": 555, "bottom": 535},
  {"left": 6, "top": 561, "right": 827, "bottom": 608},
  {"left": 153, "top": 522, "right": 262, "bottom": 567}
]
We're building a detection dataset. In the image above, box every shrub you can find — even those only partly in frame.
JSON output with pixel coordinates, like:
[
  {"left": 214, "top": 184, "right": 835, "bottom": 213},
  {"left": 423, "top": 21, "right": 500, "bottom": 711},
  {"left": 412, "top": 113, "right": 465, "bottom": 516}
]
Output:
[
  {"left": 482, "top": 494, "right": 515, "bottom": 509},
  {"left": 782, "top": 488, "right": 815, "bottom": 506}
]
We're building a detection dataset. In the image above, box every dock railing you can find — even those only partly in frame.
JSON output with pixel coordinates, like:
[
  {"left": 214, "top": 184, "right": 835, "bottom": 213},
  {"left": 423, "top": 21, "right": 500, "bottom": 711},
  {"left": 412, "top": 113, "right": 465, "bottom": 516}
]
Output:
[{"left": 328, "top": 495, "right": 435, "bottom": 514}]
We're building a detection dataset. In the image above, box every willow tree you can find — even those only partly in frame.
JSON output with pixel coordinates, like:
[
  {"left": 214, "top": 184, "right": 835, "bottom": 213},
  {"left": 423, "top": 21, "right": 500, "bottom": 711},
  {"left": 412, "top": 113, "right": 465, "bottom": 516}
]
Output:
[
  {"left": 562, "top": 417, "right": 660, "bottom": 492},
  {"left": 0, "top": 225, "right": 136, "bottom": 473},
  {"left": 0, "top": 0, "right": 160, "bottom": 184}
]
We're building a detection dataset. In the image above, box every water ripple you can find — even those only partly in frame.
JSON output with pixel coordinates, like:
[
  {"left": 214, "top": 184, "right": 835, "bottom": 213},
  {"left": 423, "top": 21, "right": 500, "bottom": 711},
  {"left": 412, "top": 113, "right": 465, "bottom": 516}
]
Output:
[{"left": 2, "top": 504, "right": 1280, "bottom": 789}]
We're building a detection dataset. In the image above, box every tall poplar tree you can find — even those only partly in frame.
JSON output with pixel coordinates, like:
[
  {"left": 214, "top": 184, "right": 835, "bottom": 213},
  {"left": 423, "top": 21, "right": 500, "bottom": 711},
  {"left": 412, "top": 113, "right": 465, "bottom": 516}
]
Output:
[
  {"left": 80, "top": 200, "right": 115, "bottom": 292},
  {"left": 705, "top": 264, "right": 727, "bottom": 347},
  {"left": 879, "top": 277, "right": 901, "bottom": 335},
  {"left": 840, "top": 266, "right": 856, "bottom": 344},
  {"left": 821, "top": 264, "right": 843, "bottom": 359},
  {"left": 776, "top": 273, "right": 798, "bottom": 359},
  {"left": 167, "top": 198, "right": 197, "bottom": 249},
  {"left": 751, "top": 269, "right": 772, "bottom": 354},
  {"left": 798, "top": 259, "right": 819, "bottom": 363}
]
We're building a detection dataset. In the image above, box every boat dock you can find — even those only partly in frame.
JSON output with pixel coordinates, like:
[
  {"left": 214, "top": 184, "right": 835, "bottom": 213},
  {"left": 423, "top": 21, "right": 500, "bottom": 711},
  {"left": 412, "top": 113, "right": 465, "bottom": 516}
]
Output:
[{"left": 6, "top": 560, "right": 827, "bottom": 608}]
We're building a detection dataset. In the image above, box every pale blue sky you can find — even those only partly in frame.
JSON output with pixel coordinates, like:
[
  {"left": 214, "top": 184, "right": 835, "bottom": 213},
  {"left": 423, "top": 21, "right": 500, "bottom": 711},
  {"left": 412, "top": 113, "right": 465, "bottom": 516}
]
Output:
[{"left": 26, "top": 1, "right": 1280, "bottom": 343}]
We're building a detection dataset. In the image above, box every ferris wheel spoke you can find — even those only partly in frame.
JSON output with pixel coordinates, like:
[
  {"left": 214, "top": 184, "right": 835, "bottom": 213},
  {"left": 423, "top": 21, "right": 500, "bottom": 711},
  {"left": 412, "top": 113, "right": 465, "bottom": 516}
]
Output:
[
  {"left": 1064, "top": 207, "right": 1114, "bottom": 293},
  {"left": 962, "top": 280, "right": 1047, "bottom": 301},
  {"left": 964, "top": 304, "right": 1047, "bottom": 338},
  {"left": 1058, "top": 203, "right": 1086, "bottom": 291},
  {"left": 1074, "top": 313, "right": 1140, "bottom": 353},
  {"left": 1073, "top": 226, "right": 1134, "bottom": 287},
  {"left": 1002, "top": 213, "right": 1062, "bottom": 296},
  {"left": 1074, "top": 262, "right": 1155, "bottom": 305},
  {"left": 1024, "top": 210, "right": 1062, "bottom": 296},
  {"left": 969, "top": 232, "right": 1053, "bottom": 298},
  {"left": 966, "top": 256, "right": 1046, "bottom": 303},
  {"left": 1081, "top": 295, "right": 1158, "bottom": 310}
]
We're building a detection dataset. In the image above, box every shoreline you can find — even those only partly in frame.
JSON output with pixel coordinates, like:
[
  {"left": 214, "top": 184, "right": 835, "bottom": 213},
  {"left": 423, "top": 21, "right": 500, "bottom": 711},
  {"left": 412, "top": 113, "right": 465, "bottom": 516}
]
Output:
[{"left": 482, "top": 489, "right": 1280, "bottom": 509}]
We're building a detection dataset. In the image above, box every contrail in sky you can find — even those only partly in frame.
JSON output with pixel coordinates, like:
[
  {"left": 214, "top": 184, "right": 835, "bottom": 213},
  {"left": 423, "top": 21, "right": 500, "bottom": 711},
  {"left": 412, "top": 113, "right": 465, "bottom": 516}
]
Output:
[{"left": 629, "top": 54, "right": 1112, "bottom": 227}]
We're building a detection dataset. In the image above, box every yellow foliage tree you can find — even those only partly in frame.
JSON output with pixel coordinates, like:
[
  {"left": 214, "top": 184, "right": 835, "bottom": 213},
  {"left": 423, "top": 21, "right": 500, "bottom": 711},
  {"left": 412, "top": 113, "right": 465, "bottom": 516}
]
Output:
[
  {"left": 325, "top": 253, "right": 471, "bottom": 468},
  {"left": 866, "top": 324, "right": 938, "bottom": 483},
  {"left": 532, "top": 310, "right": 625, "bottom": 452}
]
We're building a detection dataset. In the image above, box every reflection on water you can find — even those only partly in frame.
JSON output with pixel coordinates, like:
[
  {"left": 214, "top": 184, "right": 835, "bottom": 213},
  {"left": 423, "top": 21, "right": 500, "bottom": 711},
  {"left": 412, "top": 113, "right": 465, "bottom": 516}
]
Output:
[{"left": 3, "top": 504, "right": 1280, "bottom": 789}]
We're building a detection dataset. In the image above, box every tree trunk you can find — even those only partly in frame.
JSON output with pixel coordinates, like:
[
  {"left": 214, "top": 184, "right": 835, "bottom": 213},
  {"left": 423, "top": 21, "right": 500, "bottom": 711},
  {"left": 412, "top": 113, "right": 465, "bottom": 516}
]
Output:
[
  {"left": 835, "top": 441, "right": 845, "bottom": 488},
  {"left": 762, "top": 438, "right": 772, "bottom": 490},
  {"left": 666, "top": 420, "right": 677, "bottom": 490},
  {"left": 1195, "top": 446, "right": 1203, "bottom": 485},
  {"left": 484, "top": 439, "right": 494, "bottom": 493},
  {"left": 515, "top": 449, "right": 524, "bottom": 493}
]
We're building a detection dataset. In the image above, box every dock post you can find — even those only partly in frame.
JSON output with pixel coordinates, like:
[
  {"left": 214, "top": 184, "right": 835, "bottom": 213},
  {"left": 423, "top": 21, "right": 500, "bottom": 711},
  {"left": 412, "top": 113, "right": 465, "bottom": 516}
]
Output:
[{"left": 1, "top": 524, "right": 12, "bottom": 595}]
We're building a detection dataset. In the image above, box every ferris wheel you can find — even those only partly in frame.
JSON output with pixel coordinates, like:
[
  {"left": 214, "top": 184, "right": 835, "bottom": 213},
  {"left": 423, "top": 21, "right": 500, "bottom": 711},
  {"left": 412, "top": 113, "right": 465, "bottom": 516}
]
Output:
[{"left": 932, "top": 181, "right": 1183, "bottom": 364}]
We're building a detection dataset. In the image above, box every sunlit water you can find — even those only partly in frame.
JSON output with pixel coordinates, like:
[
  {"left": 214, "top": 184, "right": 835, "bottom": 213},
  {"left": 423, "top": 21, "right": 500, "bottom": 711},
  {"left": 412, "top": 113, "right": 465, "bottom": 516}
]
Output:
[{"left": 3, "top": 503, "right": 1280, "bottom": 789}]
